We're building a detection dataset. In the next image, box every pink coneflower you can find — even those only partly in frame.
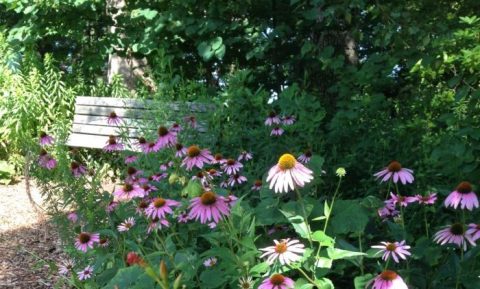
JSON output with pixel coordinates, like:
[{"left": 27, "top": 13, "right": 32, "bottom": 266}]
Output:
[
  {"left": 259, "top": 274, "right": 294, "bottom": 289},
  {"left": 118, "top": 217, "right": 136, "bottom": 232},
  {"left": 177, "top": 212, "right": 189, "bottom": 223},
  {"left": 58, "top": 259, "right": 75, "bottom": 275},
  {"left": 175, "top": 143, "right": 187, "bottom": 157},
  {"left": 369, "top": 271, "right": 408, "bottom": 289},
  {"left": 371, "top": 241, "right": 411, "bottom": 263},
  {"left": 188, "top": 191, "right": 230, "bottom": 223},
  {"left": 415, "top": 192, "right": 437, "bottom": 205},
  {"left": 444, "top": 181, "right": 479, "bottom": 211},
  {"left": 125, "top": 155, "right": 138, "bottom": 164},
  {"left": 150, "top": 173, "right": 168, "bottom": 182},
  {"left": 466, "top": 223, "right": 480, "bottom": 242},
  {"left": 266, "top": 154, "right": 314, "bottom": 194},
  {"left": 374, "top": 161, "right": 414, "bottom": 185},
  {"left": 104, "top": 135, "right": 124, "bottom": 152},
  {"left": 282, "top": 115, "right": 296, "bottom": 125},
  {"left": 70, "top": 161, "right": 87, "bottom": 177},
  {"left": 185, "top": 115, "right": 197, "bottom": 129},
  {"left": 126, "top": 167, "right": 142, "bottom": 182},
  {"left": 433, "top": 223, "right": 476, "bottom": 251},
  {"left": 238, "top": 276, "right": 254, "bottom": 289},
  {"left": 387, "top": 192, "right": 417, "bottom": 207},
  {"left": 228, "top": 174, "right": 248, "bottom": 187},
  {"left": 39, "top": 131, "right": 54, "bottom": 146},
  {"left": 147, "top": 218, "right": 170, "bottom": 233},
  {"left": 160, "top": 161, "right": 173, "bottom": 171},
  {"left": 67, "top": 211, "right": 78, "bottom": 222},
  {"left": 225, "top": 195, "right": 238, "bottom": 208},
  {"left": 107, "top": 111, "right": 122, "bottom": 126},
  {"left": 38, "top": 149, "right": 57, "bottom": 169},
  {"left": 297, "top": 150, "right": 312, "bottom": 164},
  {"left": 265, "top": 112, "right": 281, "bottom": 126},
  {"left": 203, "top": 257, "right": 217, "bottom": 267},
  {"left": 181, "top": 145, "right": 214, "bottom": 170},
  {"left": 208, "top": 222, "right": 217, "bottom": 229},
  {"left": 106, "top": 200, "right": 118, "bottom": 213},
  {"left": 212, "top": 153, "right": 226, "bottom": 164},
  {"left": 238, "top": 151, "right": 253, "bottom": 162},
  {"left": 145, "top": 197, "right": 180, "bottom": 219},
  {"left": 260, "top": 238, "right": 305, "bottom": 265},
  {"left": 114, "top": 183, "right": 145, "bottom": 201},
  {"left": 99, "top": 237, "right": 110, "bottom": 247},
  {"left": 137, "top": 137, "right": 148, "bottom": 151},
  {"left": 170, "top": 122, "right": 182, "bottom": 133},
  {"left": 222, "top": 158, "right": 243, "bottom": 175},
  {"left": 156, "top": 126, "right": 177, "bottom": 149},
  {"left": 141, "top": 184, "right": 157, "bottom": 194},
  {"left": 207, "top": 168, "right": 222, "bottom": 178},
  {"left": 377, "top": 204, "right": 400, "bottom": 220},
  {"left": 270, "top": 127, "right": 284, "bottom": 136},
  {"left": 251, "top": 180, "right": 263, "bottom": 191},
  {"left": 144, "top": 141, "right": 160, "bottom": 153},
  {"left": 192, "top": 171, "right": 211, "bottom": 186},
  {"left": 75, "top": 232, "right": 100, "bottom": 252},
  {"left": 77, "top": 265, "right": 94, "bottom": 281},
  {"left": 136, "top": 199, "right": 150, "bottom": 215}
]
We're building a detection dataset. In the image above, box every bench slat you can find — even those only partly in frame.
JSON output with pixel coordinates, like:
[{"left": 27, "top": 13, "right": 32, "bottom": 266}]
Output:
[
  {"left": 73, "top": 115, "right": 154, "bottom": 128},
  {"left": 75, "top": 105, "right": 153, "bottom": 118},
  {"left": 71, "top": 123, "right": 155, "bottom": 138},
  {"left": 67, "top": 133, "right": 140, "bottom": 151}
]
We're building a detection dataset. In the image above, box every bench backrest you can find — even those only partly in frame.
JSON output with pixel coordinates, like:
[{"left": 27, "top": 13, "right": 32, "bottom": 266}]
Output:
[{"left": 67, "top": 96, "right": 212, "bottom": 150}]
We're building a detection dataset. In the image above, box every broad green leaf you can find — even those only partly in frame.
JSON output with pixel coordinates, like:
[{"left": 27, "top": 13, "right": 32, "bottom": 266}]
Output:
[
  {"left": 280, "top": 210, "right": 310, "bottom": 239},
  {"left": 327, "top": 248, "right": 366, "bottom": 260},
  {"left": 315, "top": 257, "right": 333, "bottom": 268},
  {"left": 354, "top": 274, "right": 374, "bottom": 289},
  {"left": 311, "top": 231, "right": 334, "bottom": 247},
  {"left": 330, "top": 200, "right": 369, "bottom": 234}
]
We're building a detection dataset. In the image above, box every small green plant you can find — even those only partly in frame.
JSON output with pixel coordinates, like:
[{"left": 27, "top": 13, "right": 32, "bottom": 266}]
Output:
[{"left": 0, "top": 160, "right": 15, "bottom": 185}]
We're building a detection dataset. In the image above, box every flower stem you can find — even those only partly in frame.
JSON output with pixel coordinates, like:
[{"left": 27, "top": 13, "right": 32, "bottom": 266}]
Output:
[
  {"left": 423, "top": 206, "right": 429, "bottom": 239},
  {"left": 295, "top": 188, "right": 313, "bottom": 248}
]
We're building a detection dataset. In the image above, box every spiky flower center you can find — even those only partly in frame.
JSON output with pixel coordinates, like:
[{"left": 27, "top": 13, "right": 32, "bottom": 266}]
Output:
[
  {"left": 278, "top": 154, "right": 296, "bottom": 170},
  {"left": 380, "top": 270, "right": 398, "bottom": 281},
  {"left": 40, "top": 131, "right": 47, "bottom": 137},
  {"left": 269, "top": 111, "right": 277, "bottom": 118},
  {"left": 274, "top": 241, "right": 288, "bottom": 253},
  {"left": 226, "top": 159, "right": 236, "bottom": 166},
  {"left": 153, "top": 198, "right": 166, "bottom": 208},
  {"left": 148, "top": 142, "right": 156, "bottom": 148},
  {"left": 138, "top": 200, "right": 148, "bottom": 209},
  {"left": 127, "top": 167, "right": 137, "bottom": 175},
  {"left": 158, "top": 126, "right": 169, "bottom": 136},
  {"left": 254, "top": 180, "right": 262, "bottom": 186},
  {"left": 201, "top": 191, "right": 217, "bottom": 205},
  {"left": 176, "top": 143, "right": 183, "bottom": 150},
  {"left": 108, "top": 135, "right": 117, "bottom": 145},
  {"left": 209, "top": 169, "right": 217, "bottom": 175},
  {"left": 138, "top": 137, "right": 146, "bottom": 144},
  {"left": 196, "top": 172, "right": 204, "bottom": 178},
  {"left": 456, "top": 181, "right": 472, "bottom": 194},
  {"left": 187, "top": 145, "right": 201, "bottom": 157},
  {"left": 123, "top": 183, "right": 133, "bottom": 192},
  {"left": 305, "top": 150, "right": 312, "bottom": 157},
  {"left": 78, "top": 233, "right": 91, "bottom": 244},
  {"left": 70, "top": 161, "right": 79, "bottom": 169},
  {"left": 109, "top": 112, "right": 117, "bottom": 118},
  {"left": 99, "top": 238, "right": 108, "bottom": 245},
  {"left": 450, "top": 223, "right": 465, "bottom": 235},
  {"left": 215, "top": 153, "right": 223, "bottom": 161},
  {"left": 125, "top": 222, "right": 133, "bottom": 228},
  {"left": 40, "top": 149, "right": 47, "bottom": 156},
  {"left": 387, "top": 161, "right": 402, "bottom": 172},
  {"left": 385, "top": 243, "right": 397, "bottom": 251},
  {"left": 270, "top": 274, "right": 285, "bottom": 285}
]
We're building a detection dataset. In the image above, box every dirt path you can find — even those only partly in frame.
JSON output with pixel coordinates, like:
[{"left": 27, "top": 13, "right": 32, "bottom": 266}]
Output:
[{"left": 0, "top": 179, "right": 65, "bottom": 288}]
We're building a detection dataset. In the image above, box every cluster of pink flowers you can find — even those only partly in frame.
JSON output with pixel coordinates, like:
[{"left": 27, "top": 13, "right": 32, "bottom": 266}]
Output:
[
  {"left": 264, "top": 111, "right": 296, "bottom": 136},
  {"left": 37, "top": 131, "right": 58, "bottom": 169}
]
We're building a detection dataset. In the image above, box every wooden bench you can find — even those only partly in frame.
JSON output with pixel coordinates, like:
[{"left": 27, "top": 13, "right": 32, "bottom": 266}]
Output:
[{"left": 66, "top": 96, "right": 213, "bottom": 150}]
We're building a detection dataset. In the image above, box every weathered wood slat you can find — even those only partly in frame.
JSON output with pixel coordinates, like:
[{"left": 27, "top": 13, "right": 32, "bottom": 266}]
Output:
[
  {"left": 74, "top": 105, "right": 153, "bottom": 118},
  {"left": 73, "top": 115, "right": 156, "bottom": 128},
  {"left": 71, "top": 123, "right": 155, "bottom": 138},
  {"left": 67, "top": 133, "right": 140, "bottom": 151}
]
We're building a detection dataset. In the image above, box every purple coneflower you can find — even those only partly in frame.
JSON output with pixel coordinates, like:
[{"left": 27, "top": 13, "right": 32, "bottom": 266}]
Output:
[
  {"left": 99, "top": 237, "right": 110, "bottom": 247},
  {"left": 185, "top": 115, "right": 197, "bottom": 129},
  {"left": 145, "top": 197, "right": 180, "bottom": 219},
  {"left": 207, "top": 168, "right": 222, "bottom": 178},
  {"left": 212, "top": 153, "right": 226, "bottom": 164},
  {"left": 106, "top": 200, "right": 118, "bottom": 213},
  {"left": 124, "top": 155, "right": 138, "bottom": 164},
  {"left": 136, "top": 199, "right": 150, "bottom": 215},
  {"left": 259, "top": 274, "right": 294, "bottom": 289},
  {"left": 181, "top": 145, "right": 214, "bottom": 170},
  {"left": 369, "top": 271, "right": 408, "bottom": 289},
  {"left": 433, "top": 223, "right": 476, "bottom": 251},
  {"left": 107, "top": 111, "right": 122, "bottom": 126},
  {"left": 466, "top": 223, "right": 480, "bottom": 242},
  {"left": 177, "top": 212, "right": 189, "bottom": 223},
  {"left": 114, "top": 183, "right": 145, "bottom": 201},
  {"left": 137, "top": 137, "right": 148, "bottom": 151},
  {"left": 188, "top": 191, "right": 230, "bottom": 224},
  {"left": 175, "top": 143, "right": 187, "bottom": 157},
  {"left": 251, "top": 180, "right": 263, "bottom": 191},
  {"left": 222, "top": 158, "right": 243, "bottom": 175},
  {"left": 150, "top": 173, "right": 167, "bottom": 182},
  {"left": 415, "top": 192, "right": 437, "bottom": 205},
  {"left": 141, "top": 184, "right": 157, "bottom": 195},
  {"left": 265, "top": 112, "right": 281, "bottom": 126},
  {"left": 387, "top": 192, "right": 416, "bottom": 207},
  {"left": 238, "top": 151, "right": 253, "bottom": 162},
  {"left": 148, "top": 218, "right": 170, "bottom": 233},
  {"left": 77, "top": 265, "right": 94, "bottom": 281},
  {"left": 70, "top": 161, "right": 86, "bottom": 177},
  {"left": 75, "top": 232, "right": 100, "bottom": 252},
  {"left": 260, "top": 238, "right": 305, "bottom": 265},
  {"left": 374, "top": 161, "right": 414, "bottom": 185},
  {"left": 118, "top": 217, "right": 136, "bottom": 232},
  {"left": 203, "top": 257, "right": 217, "bottom": 267},
  {"left": 58, "top": 259, "right": 75, "bottom": 275},
  {"left": 444, "top": 181, "right": 479, "bottom": 211},
  {"left": 38, "top": 149, "right": 57, "bottom": 169},
  {"left": 104, "top": 135, "right": 124, "bottom": 152},
  {"left": 238, "top": 276, "right": 254, "bottom": 289},
  {"left": 377, "top": 203, "right": 400, "bottom": 220},
  {"left": 67, "top": 211, "right": 78, "bottom": 222},
  {"left": 170, "top": 122, "right": 182, "bottom": 132},
  {"left": 282, "top": 115, "right": 296, "bottom": 125},
  {"left": 266, "top": 153, "right": 314, "bottom": 194},
  {"left": 371, "top": 241, "right": 411, "bottom": 263},
  {"left": 156, "top": 126, "right": 177, "bottom": 149},
  {"left": 39, "top": 131, "right": 54, "bottom": 146},
  {"left": 297, "top": 149, "right": 312, "bottom": 164},
  {"left": 270, "top": 127, "right": 284, "bottom": 136},
  {"left": 228, "top": 174, "right": 248, "bottom": 187}
]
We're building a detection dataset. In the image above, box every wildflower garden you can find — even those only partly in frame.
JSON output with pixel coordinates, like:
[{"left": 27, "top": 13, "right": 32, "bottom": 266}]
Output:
[{"left": 1, "top": 1, "right": 480, "bottom": 289}]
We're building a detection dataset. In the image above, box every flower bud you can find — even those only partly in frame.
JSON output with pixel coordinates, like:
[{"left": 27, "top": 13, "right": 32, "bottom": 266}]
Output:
[{"left": 335, "top": 167, "right": 346, "bottom": 177}]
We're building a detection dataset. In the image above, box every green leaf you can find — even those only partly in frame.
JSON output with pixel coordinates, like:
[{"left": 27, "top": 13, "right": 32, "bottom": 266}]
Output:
[
  {"left": 314, "top": 278, "right": 334, "bottom": 289},
  {"left": 330, "top": 200, "right": 369, "bottom": 234},
  {"left": 200, "top": 268, "right": 227, "bottom": 288},
  {"left": 280, "top": 210, "right": 310, "bottom": 239},
  {"left": 327, "top": 248, "right": 366, "bottom": 260},
  {"left": 354, "top": 274, "right": 374, "bottom": 289},
  {"left": 315, "top": 257, "right": 333, "bottom": 268},
  {"left": 250, "top": 262, "right": 269, "bottom": 277},
  {"left": 311, "top": 231, "right": 334, "bottom": 247},
  {"left": 131, "top": 8, "right": 158, "bottom": 20},
  {"left": 103, "top": 266, "right": 144, "bottom": 289}
]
